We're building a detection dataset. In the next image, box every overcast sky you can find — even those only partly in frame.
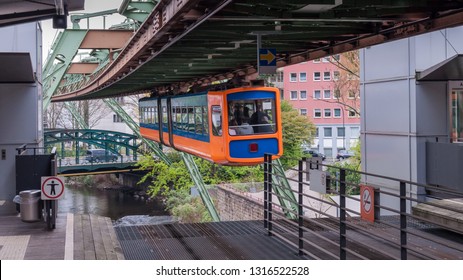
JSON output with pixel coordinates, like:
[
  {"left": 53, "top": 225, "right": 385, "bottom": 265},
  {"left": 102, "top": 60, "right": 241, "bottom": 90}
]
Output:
[{"left": 41, "top": 0, "right": 125, "bottom": 60}]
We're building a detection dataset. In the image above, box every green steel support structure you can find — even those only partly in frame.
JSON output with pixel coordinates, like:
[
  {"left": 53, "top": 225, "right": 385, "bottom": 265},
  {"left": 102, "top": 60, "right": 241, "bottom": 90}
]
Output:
[
  {"left": 272, "top": 159, "right": 298, "bottom": 220},
  {"left": 42, "top": 3, "right": 296, "bottom": 222},
  {"left": 42, "top": 30, "right": 88, "bottom": 110},
  {"left": 181, "top": 153, "right": 220, "bottom": 221}
]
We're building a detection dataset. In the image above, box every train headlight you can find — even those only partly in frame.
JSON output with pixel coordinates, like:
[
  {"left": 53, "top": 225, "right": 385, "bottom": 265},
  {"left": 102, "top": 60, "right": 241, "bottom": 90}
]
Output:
[{"left": 249, "top": 143, "right": 258, "bottom": 153}]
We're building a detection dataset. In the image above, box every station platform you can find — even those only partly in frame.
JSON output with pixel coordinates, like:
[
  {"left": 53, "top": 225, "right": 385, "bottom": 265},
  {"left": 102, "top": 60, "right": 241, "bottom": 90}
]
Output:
[
  {"left": 1, "top": 200, "right": 462, "bottom": 260},
  {"left": 0, "top": 200, "right": 305, "bottom": 260},
  {"left": 0, "top": 206, "right": 124, "bottom": 260}
]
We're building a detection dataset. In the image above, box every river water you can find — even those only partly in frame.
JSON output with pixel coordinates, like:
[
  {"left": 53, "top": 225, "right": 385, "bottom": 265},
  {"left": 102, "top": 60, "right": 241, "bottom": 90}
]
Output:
[{"left": 58, "top": 185, "right": 173, "bottom": 225}]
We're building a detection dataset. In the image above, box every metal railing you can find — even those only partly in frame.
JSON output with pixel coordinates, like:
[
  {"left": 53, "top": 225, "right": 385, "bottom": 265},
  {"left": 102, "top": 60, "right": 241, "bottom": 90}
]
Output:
[{"left": 263, "top": 154, "right": 463, "bottom": 260}]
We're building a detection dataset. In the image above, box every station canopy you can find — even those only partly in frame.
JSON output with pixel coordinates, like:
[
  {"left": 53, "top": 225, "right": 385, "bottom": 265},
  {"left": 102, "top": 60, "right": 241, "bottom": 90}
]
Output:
[{"left": 0, "top": 0, "right": 84, "bottom": 27}]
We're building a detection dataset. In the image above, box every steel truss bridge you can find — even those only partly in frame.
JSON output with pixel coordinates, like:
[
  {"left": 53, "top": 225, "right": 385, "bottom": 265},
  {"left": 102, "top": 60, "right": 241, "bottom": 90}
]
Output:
[{"left": 44, "top": 129, "right": 140, "bottom": 174}]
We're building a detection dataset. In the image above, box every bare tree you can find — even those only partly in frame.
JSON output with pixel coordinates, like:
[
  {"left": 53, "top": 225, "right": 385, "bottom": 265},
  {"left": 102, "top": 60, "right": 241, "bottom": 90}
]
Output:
[
  {"left": 85, "top": 100, "right": 112, "bottom": 128},
  {"left": 44, "top": 102, "right": 66, "bottom": 129},
  {"left": 319, "top": 50, "right": 361, "bottom": 116}
]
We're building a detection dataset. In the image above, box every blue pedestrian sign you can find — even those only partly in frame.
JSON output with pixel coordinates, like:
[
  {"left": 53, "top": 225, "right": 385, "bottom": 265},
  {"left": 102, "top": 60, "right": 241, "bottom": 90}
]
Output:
[{"left": 259, "top": 48, "right": 277, "bottom": 74}]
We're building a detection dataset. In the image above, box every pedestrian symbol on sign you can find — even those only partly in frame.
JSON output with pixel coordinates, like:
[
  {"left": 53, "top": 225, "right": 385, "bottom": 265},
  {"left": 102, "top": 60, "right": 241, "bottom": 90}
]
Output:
[
  {"left": 41, "top": 176, "right": 65, "bottom": 200},
  {"left": 48, "top": 180, "right": 58, "bottom": 195}
]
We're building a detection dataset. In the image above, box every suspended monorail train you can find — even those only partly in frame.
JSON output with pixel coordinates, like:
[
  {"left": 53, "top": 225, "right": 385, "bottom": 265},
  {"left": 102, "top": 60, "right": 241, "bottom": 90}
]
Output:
[{"left": 139, "top": 86, "right": 283, "bottom": 165}]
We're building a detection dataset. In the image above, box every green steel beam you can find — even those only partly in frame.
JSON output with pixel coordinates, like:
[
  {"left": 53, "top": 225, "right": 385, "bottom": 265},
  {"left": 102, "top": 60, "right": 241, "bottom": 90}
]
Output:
[
  {"left": 181, "top": 152, "right": 220, "bottom": 222},
  {"left": 42, "top": 30, "right": 88, "bottom": 110},
  {"left": 70, "top": 9, "right": 119, "bottom": 29},
  {"left": 64, "top": 101, "right": 89, "bottom": 129},
  {"left": 119, "top": 0, "right": 158, "bottom": 23},
  {"left": 272, "top": 159, "right": 298, "bottom": 219},
  {"left": 44, "top": 129, "right": 139, "bottom": 151}
]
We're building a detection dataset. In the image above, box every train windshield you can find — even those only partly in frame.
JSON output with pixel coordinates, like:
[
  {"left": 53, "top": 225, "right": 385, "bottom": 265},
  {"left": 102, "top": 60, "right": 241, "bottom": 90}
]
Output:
[{"left": 228, "top": 99, "right": 276, "bottom": 135}]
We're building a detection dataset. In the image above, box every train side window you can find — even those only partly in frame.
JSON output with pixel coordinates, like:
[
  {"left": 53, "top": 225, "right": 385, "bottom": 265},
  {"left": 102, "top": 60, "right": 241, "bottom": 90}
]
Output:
[
  {"left": 149, "top": 107, "right": 155, "bottom": 123},
  {"left": 211, "top": 105, "right": 222, "bottom": 136},
  {"left": 181, "top": 107, "right": 187, "bottom": 130},
  {"left": 195, "top": 106, "right": 203, "bottom": 134},
  {"left": 203, "top": 106, "right": 209, "bottom": 136},
  {"left": 154, "top": 106, "right": 158, "bottom": 124},
  {"left": 140, "top": 107, "right": 145, "bottom": 123},
  {"left": 162, "top": 106, "right": 167, "bottom": 124},
  {"left": 171, "top": 107, "right": 177, "bottom": 128},
  {"left": 188, "top": 107, "right": 195, "bottom": 132}
]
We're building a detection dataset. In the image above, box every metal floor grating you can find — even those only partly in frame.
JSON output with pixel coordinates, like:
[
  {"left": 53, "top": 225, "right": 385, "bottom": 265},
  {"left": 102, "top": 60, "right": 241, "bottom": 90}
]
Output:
[{"left": 115, "top": 220, "right": 309, "bottom": 260}]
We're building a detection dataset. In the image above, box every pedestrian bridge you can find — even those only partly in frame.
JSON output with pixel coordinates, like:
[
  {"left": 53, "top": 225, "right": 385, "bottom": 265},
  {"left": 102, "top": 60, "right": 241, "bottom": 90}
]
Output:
[{"left": 44, "top": 129, "right": 141, "bottom": 175}]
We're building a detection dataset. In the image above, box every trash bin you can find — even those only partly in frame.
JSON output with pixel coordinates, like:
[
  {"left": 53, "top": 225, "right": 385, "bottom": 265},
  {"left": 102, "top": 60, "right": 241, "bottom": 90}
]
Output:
[{"left": 18, "top": 190, "right": 42, "bottom": 222}]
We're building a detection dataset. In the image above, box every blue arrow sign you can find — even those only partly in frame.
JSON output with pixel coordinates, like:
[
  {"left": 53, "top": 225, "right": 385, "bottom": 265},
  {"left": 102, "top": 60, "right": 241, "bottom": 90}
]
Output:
[
  {"left": 259, "top": 48, "right": 277, "bottom": 74},
  {"left": 259, "top": 48, "right": 276, "bottom": 66}
]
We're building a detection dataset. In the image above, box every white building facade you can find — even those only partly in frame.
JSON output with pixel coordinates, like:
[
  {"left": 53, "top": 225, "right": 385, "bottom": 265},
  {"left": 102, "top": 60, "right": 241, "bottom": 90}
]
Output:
[{"left": 361, "top": 26, "right": 463, "bottom": 208}]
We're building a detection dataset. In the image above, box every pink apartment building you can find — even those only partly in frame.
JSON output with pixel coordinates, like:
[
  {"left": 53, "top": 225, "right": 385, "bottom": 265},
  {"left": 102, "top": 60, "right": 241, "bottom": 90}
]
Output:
[{"left": 281, "top": 55, "right": 361, "bottom": 159}]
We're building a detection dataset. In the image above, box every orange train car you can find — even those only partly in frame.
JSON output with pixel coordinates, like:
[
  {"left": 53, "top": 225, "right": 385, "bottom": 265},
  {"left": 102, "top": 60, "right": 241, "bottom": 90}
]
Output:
[{"left": 139, "top": 86, "right": 283, "bottom": 165}]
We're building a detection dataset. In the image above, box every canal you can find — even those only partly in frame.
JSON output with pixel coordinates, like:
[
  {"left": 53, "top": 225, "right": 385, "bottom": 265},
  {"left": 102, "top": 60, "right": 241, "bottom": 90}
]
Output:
[{"left": 58, "top": 184, "right": 171, "bottom": 224}]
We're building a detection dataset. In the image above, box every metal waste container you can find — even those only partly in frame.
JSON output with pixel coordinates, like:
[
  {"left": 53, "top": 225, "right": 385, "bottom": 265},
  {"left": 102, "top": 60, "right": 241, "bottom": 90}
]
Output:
[{"left": 19, "top": 190, "right": 42, "bottom": 222}]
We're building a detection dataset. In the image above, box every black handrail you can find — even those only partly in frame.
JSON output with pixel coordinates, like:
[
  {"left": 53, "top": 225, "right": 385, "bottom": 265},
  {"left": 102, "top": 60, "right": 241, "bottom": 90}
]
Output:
[{"left": 263, "top": 154, "right": 463, "bottom": 260}]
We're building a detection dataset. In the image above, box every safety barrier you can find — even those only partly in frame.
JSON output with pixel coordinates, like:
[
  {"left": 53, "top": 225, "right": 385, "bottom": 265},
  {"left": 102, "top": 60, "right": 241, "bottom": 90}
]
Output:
[{"left": 263, "top": 154, "right": 463, "bottom": 260}]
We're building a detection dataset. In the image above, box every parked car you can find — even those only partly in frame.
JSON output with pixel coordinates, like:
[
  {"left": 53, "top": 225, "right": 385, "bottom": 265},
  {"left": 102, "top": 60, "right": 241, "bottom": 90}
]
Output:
[
  {"left": 85, "top": 149, "right": 118, "bottom": 163},
  {"left": 336, "top": 149, "right": 355, "bottom": 160},
  {"left": 303, "top": 149, "right": 326, "bottom": 160}
]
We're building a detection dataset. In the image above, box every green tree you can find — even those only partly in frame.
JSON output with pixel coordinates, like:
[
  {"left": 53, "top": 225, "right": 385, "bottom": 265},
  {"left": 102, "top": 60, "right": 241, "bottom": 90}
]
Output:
[
  {"left": 165, "top": 189, "right": 213, "bottom": 223},
  {"left": 137, "top": 151, "right": 264, "bottom": 222},
  {"left": 327, "top": 141, "right": 361, "bottom": 195},
  {"left": 280, "top": 100, "right": 316, "bottom": 168},
  {"left": 137, "top": 154, "right": 192, "bottom": 197}
]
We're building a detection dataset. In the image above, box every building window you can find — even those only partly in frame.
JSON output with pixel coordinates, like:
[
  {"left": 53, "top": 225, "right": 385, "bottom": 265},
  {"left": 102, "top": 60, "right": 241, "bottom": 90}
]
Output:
[
  {"left": 323, "top": 89, "right": 331, "bottom": 99},
  {"left": 290, "top": 91, "right": 298, "bottom": 100},
  {"left": 300, "top": 108, "right": 307, "bottom": 116},
  {"left": 324, "top": 109, "right": 331, "bottom": 118},
  {"left": 313, "top": 90, "right": 321, "bottom": 99},
  {"left": 313, "top": 72, "right": 321, "bottom": 81},
  {"left": 314, "top": 109, "right": 321, "bottom": 118},
  {"left": 113, "top": 114, "right": 123, "bottom": 123},
  {"left": 299, "top": 72, "right": 307, "bottom": 82},
  {"left": 451, "top": 90, "right": 463, "bottom": 142},
  {"left": 323, "top": 71, "right": 331, "bottom": 81},
  {"left": 324, "top": 127, "right": 332, "bottom": 137},
  {"left": 332, "top": 54, "right": 341, "bottom": 61},
  {"left": 351, "top": 127, "right": 360, "bottom": 138},
  {"left": 348, "top": 110, "right": 357, "bottom": 117},
  {"left": 337, "top": 127, "right": 345, "bottom": 137},
  {"left": 300, "top": 90, "right": 307, "bottom": 100},
  {"left": 322, "top": 57, "right": 330, "bottom": 63},
  {"left": 334, "top": 108, "right": 341, "bottom": 118},
  {"left": 334, "top": 89, "right": 341, "bottom": 99},
  {"left": 277, "top": 71, "right": 284, "bottom": 82},
  {"left": 290, "top": 73, "right": 297, "bottom": 82},
  {"left": 333, "top": 71, "right": 340, "bottom": 81},
  {"left": 313, "top": 58, "right": 321, "bottom": 63},
  {"left": 315, "top": 127, "right": 319, "bottom": 137},
  {"left": 323, "top": 109, "right": 331, "bottom": 118},
  {"left": 348, "top": 90, "right": 356, "bottom": 99}
]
